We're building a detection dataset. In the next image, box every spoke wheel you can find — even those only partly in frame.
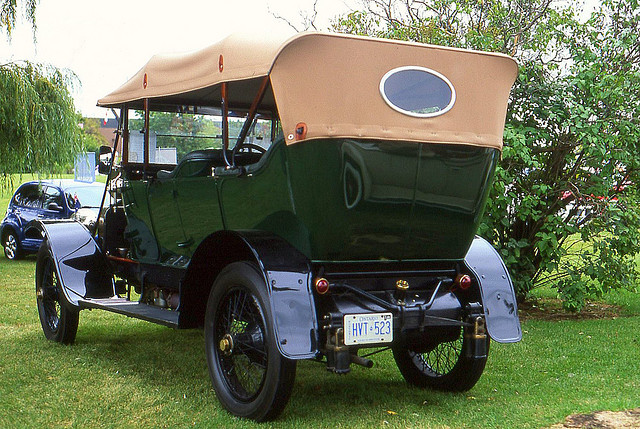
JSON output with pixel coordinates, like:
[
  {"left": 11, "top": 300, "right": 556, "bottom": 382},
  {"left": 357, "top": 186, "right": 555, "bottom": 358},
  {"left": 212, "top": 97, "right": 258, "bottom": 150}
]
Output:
[
  {"left": 36, "top": 244, "right": 79, "bottom": 344},
  {"left": 3, "top": 231, "right": 23, "bottom": 260},
  {"left": 392, "top": 326, "right": 489, "bottom": 392},
  {"left": 417, "top": 336, "right": 464, "bottom": 377},
  {"left": 205, "top": 262, "right": 296, "bottom": 421},
  {"left": 216, "top": 288, "right": 268, "bottom": 401}
]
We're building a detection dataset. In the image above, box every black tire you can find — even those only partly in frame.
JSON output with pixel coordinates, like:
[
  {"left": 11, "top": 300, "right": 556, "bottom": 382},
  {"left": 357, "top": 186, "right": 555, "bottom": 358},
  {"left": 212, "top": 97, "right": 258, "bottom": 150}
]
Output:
[
  {"left": 204, "top": 262, "right": 296, "bottom": 421},
  {"left": 3, "top": 229, "right": 23, "bottom": 260},
  {"left": 35, "top": 244, "right": 79, "bottom": 344},
  {"left": 392, "top": 326, "right": 489, "bottom": 392}
]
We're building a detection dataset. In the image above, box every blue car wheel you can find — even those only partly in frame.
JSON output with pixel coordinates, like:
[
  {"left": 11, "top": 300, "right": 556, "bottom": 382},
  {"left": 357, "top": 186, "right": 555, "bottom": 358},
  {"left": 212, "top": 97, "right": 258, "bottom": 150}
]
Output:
[{"left": 3, "top": 230, "right": 23, "bottom": 260}]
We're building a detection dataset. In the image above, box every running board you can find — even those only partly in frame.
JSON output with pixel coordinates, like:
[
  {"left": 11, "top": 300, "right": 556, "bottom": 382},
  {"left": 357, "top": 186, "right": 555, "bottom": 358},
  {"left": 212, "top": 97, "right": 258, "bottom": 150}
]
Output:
[{"left": 79, "top": 298, "right": 179, "bottom": 328}]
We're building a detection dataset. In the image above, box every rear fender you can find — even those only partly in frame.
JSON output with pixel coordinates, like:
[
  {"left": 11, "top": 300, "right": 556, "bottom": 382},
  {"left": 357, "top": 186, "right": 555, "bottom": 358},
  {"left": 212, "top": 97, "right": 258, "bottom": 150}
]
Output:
[
  {"left": 231, "top": 231, "right": 319, "bottom": 360},
  {"left": 182, "top": 230, "right": 318, "bottom": 359},
  {"left": 464, "top": 236, "right": 522, "bottom": 343},
  {"left": 1, "top": 216, "right": 21, "bottom": 238},
  {"left": 37, "top": 220, "right": 113, "bottom": 307}
]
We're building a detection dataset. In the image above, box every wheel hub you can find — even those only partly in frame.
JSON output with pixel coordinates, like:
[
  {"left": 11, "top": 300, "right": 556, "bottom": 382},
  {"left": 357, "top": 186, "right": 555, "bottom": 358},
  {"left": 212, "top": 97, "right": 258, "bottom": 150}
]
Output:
[
  {"left": 219, "top": 334, "right": 234, "bottom": 355},
  {"left": 5, "top": 235, "right": 17, "bottom": 258}
]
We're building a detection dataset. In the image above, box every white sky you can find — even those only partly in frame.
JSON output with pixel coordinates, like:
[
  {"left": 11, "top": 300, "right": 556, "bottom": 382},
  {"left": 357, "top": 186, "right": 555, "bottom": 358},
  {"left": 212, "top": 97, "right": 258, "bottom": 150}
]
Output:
[
  {"left": 0, "top": 0, "right": 355, "bottom": 118},
  {"left": 1, "top": 0, "right": 599, "bottom": 119}
]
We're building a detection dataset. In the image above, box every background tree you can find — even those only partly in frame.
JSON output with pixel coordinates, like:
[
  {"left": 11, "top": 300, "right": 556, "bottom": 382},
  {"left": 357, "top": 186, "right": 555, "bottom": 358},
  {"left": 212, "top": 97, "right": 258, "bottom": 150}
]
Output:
[
  {"left": 1, "top": 0, "right": 82, "bottom": 185},
  {"left": 332, "top": 0, "right": 640, "bottom": 309},
  {"left": 0, "top": 62, "right": 81, "bottom": 180},
  {"left": 271, "top": 0, "right": 320, "bottom": 32},
  {"left": 1, "top": 0, "right": 38, "bottom": 40},
  {"left": 79, "top": 116, "right": 110, "bottom": 164}
]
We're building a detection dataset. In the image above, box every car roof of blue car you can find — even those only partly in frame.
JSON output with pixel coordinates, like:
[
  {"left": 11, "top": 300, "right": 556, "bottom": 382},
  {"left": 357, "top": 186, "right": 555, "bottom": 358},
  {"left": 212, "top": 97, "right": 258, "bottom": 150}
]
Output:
[{"left": 16, "top": 179, "right": 105, "bottom": 191}]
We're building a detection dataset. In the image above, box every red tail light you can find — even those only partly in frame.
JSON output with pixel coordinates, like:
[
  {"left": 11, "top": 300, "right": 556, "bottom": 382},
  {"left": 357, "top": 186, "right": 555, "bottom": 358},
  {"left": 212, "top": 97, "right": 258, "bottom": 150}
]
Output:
[
  {"left": 455, "top": 274, "right": 472, "bottom": 290},
  {"left": 315, "top": 278, "right": 330, "bottom": 295}
]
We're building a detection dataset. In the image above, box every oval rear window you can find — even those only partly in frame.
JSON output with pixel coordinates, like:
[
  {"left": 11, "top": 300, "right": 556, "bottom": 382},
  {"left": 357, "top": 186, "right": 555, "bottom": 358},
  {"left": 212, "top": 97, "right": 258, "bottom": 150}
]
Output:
[{"left": 380, "top": 66, "right": 456, "bottom": 118}]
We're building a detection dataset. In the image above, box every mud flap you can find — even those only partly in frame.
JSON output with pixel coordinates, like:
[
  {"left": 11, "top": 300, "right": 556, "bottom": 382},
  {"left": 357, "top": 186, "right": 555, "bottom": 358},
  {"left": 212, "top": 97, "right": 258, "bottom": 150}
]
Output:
[
  {"left": 464, "top": 236, "right": 522, "bottom": 343},
  {"left": 265, "top": 270, "right": 318, "bottom": 360},
  {"left": 38, "top": 220, "right": 113, "bottom": 307}
]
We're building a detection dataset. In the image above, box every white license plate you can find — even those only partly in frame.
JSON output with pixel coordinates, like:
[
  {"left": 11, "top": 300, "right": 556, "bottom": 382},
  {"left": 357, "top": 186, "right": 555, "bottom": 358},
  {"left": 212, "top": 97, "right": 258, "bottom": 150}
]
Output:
[{"left": 343, "top": 313, "right": 393, "bottom": 345}]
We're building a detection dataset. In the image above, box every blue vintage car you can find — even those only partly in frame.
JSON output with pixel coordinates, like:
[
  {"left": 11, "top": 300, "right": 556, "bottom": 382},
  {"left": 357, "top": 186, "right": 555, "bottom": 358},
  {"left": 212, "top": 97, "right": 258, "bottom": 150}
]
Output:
[{"left": 1, "top": 179, "right": 105, "bottom": 259}]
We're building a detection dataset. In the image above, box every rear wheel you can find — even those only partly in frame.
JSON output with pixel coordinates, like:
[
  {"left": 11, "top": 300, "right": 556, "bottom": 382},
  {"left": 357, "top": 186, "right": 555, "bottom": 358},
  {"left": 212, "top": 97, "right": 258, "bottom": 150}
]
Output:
[
  {"left": 36, "top": 244, "right": 79, "bottom": 344},
  {"left": 392, "top": 326, "right": 489, "bottom": 392},
  {"left": 3, "top": 230, "right": 23, "bottom": 260},
  {"left": 204, "top": 262, "right": 296, "bottom": 421}
]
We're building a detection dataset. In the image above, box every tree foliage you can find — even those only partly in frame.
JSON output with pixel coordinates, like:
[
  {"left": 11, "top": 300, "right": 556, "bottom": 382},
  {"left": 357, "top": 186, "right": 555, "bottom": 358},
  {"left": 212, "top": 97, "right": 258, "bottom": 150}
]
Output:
[
  {"left": 80, "top": 116, "right": 110, "bottom": 163},
  {"left": 1, "top": 0, "right": 38, "bottom": 40},
  {"left": 1, "top": 1, "right": 84, "bottom": 185},
  {"left": 333, "top": 0, "right": 640, "bottom": 309},
  {"left": 0, "top": 62, "right": 82, "bottom": 180}
]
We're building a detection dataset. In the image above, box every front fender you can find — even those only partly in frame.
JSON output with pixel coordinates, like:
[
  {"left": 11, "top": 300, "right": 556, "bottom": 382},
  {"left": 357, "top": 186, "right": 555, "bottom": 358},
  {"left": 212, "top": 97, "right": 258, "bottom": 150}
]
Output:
[
  {"left": 464, "top": 236, "right": 522, "bottom": 343},
  {"left": 37, "top": 220, "right": 113, "bottom": 307}
]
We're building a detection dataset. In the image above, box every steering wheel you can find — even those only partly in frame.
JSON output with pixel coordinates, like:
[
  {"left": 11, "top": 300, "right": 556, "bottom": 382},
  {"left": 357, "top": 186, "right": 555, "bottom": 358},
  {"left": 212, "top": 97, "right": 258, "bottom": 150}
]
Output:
[{"left": 231, "top": 143, "right": 266, "bottom": 166}]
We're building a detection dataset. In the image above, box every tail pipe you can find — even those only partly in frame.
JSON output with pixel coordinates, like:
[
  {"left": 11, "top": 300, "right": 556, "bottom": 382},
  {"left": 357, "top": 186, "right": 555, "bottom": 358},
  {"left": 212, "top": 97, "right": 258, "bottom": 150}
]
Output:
[{"left": 350, "top": 354, "right": 374, "bottom": 368}]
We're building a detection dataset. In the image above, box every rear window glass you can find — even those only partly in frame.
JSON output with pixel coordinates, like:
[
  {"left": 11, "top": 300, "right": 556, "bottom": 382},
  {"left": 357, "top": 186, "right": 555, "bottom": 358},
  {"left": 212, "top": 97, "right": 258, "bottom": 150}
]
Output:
[
  {"left": 13, "top": 184, "right": 42, "bottom": 208},
  {"left": 380, "top": 66, "right": 455, "bottom": 118}
]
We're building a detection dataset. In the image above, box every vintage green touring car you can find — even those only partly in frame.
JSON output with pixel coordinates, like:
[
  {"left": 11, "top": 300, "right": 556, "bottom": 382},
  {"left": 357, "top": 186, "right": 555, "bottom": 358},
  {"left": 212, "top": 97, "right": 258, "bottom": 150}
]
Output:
[{"left": 36, "top": 32, "right": 521, "bottom": 421}]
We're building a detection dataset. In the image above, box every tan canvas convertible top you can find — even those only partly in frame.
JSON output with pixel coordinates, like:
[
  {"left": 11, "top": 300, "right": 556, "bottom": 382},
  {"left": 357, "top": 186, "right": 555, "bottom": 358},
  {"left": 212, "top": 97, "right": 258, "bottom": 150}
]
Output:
[{"left": 98, "top": 32, "right": 517, "bottom": 150}]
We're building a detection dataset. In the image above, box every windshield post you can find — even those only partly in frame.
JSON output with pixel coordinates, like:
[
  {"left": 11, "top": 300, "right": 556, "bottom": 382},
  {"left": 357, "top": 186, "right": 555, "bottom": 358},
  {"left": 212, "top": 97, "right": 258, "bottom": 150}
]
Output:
[
  {"left": 122, "top": 107, "right": 129, "bottom": 164},
  {"left": 221, "top": 82, "right": 232, "bottom": 168},
  {"left": 235, "top": 76, "right": 270, "bottom": 148},
  {"left": 271, "top": 119, "right": 278, "bottom": 142},
  {"left": 143, "top": 98, "right": 150, "bottom": 178},
  {"left": 92, "top": 107, "right": 123, "bottom": 237}
]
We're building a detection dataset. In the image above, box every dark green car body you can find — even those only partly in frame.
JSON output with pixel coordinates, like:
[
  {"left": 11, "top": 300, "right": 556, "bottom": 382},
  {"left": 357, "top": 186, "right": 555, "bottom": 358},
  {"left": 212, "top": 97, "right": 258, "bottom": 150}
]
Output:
[{"left": 125, "top": 138, "right": 498, "bottom": 265}]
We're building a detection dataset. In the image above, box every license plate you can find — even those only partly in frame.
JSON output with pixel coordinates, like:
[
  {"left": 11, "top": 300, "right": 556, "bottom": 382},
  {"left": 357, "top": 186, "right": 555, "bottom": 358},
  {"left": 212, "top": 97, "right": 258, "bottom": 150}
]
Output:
[{"left": 343, "top": 313, "right": 393, "bottom": 345}]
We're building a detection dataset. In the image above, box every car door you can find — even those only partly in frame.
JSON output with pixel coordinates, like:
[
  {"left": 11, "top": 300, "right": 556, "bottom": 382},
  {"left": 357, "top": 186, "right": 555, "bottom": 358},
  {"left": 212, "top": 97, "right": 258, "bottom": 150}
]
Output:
[
  {"left": 41, "top": 186, "right": 68, "bottom": 220},
  {"left": 173, "top": 159, "right": 224, "bottom": 256},
  {"left": 121, "top": 178, "right": 160, "bottom": 263},
  {"left": 146, "top": 176, "right": 187, "bottom": 259}
]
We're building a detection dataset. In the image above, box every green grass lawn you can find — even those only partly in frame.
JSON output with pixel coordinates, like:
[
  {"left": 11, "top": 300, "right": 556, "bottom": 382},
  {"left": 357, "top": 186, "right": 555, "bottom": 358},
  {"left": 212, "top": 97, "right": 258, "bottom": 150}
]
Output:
[
  {"left": 1, "top": 252, "right": 639, "bottom": 428},
  {"left": 1, "top": 177, "right": 639, "bottom": 428}
]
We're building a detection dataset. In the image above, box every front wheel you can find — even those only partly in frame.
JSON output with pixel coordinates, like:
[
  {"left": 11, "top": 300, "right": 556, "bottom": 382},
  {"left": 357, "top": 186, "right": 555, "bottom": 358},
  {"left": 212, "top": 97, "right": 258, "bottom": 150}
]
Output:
[
  {"left": 35, "top": 244, "right": 79, "bottom": 344},
  {"left": 392, "top": 325, "right": 489, "bottom": 392},
  {"left": 204, "top": 262, "right": 296, "bottom": 421}
]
